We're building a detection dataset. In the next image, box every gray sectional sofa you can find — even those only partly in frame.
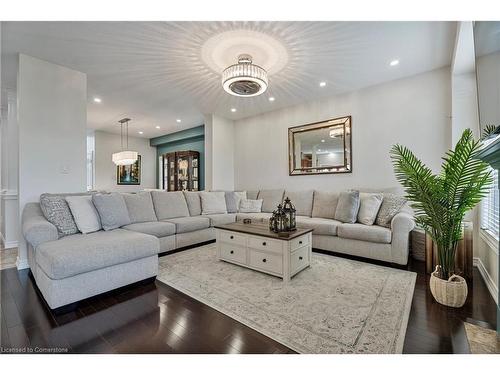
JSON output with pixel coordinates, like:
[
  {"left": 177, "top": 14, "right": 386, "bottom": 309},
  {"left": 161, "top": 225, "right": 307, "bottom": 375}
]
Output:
[{"left": 22, "top": 188, "right": 414, "bottom": 309}]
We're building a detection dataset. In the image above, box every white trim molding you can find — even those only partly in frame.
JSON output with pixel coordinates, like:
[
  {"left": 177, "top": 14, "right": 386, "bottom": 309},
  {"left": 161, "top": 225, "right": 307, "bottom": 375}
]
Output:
[
  {"left": 16, "top": 255, "right": 29, "bottom": 270},
  {"left": 473, "top": 257, "right": 498, "bottom": 304},
  {"left": 0, "top": 231, "right": 18, "bottom": 249},
  {"left": 479, "top": 229, "right": 499, "bottom": 255}
]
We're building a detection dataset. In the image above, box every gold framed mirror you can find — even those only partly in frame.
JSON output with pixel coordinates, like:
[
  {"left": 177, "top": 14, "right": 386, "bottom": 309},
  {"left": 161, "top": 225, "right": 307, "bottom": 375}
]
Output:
[{"left": 288, "top": 116, "right": 352, "bottom": 175}]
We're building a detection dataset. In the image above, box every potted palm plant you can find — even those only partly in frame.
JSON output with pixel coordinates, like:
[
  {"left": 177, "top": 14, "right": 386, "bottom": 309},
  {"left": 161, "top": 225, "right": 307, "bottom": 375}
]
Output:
[{"left": 390, "top": 129, "right": 492, "bottom": 307}]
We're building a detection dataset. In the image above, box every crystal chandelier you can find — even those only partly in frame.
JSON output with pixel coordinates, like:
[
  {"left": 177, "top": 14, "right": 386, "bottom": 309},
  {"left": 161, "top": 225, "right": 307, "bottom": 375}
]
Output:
[
  {"left": 112, "top": 118, "right": 138, "bottom": 166},
  {"left": 222, "top": 54, "right": 268, "bottom": 97}
]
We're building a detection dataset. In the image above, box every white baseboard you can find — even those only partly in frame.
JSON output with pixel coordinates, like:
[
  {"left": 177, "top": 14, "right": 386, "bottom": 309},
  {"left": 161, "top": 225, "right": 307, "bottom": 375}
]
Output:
[
  {"left": 0, "top": 232, "right": 18, "bottom": 249},
  {"left": 16, "top": 256, "right": 29, "bottom": 270},
  {"left": 473, "top": 257, "right": 498, "bottom": 304}
]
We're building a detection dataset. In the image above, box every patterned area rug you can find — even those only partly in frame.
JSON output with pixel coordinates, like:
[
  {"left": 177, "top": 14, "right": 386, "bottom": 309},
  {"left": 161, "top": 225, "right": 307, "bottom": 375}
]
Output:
[
  {"left": 464, "top": 322, "right": 500, "bottom": 354},
  {"left": 157, "top": 244, "right": 416, "bottom": 353}
]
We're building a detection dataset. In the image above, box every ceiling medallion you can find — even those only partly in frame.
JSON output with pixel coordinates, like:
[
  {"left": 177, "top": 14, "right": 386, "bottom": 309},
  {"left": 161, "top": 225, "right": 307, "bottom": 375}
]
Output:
[{"left": 222, "top": 54, "right": 268, "bottom": 97}]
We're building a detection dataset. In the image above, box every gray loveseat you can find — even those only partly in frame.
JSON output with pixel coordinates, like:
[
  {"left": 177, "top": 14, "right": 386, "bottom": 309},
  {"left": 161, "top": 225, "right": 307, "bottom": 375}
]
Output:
[{"left": 22, "top": 188, "right": 414, "bottom": 310}]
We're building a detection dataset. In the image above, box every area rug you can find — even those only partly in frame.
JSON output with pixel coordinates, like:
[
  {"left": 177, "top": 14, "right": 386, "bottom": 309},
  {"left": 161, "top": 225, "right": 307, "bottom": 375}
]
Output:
[
  {"left": 157, "top": 244, "right": 416, "bottom": 354},
  {"left": 464, "top": 322, "right": 500, "bottom": 354}
]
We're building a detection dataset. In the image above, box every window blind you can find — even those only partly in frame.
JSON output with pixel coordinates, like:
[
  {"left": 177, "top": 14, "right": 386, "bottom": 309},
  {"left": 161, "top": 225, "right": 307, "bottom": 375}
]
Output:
[{"left": 481, "top": 167, "right": 499, "bottom": 240}]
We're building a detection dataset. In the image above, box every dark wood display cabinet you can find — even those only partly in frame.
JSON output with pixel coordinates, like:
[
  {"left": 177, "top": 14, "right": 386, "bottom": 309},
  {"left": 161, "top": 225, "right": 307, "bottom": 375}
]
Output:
[{"left": 161, "top": 150, "right": 200, "bottom": 191}]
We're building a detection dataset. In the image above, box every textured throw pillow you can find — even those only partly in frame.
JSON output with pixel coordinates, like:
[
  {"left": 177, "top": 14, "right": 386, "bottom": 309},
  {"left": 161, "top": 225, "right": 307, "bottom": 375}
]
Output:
[
  {"left": 334, "top": 190, "right": 361, "bottom": 223},
  {"left": 122, "top": 192, "right": 157, "bottom": 223},
  {"left": 225, "top": 191, "right": 247, "bottom": 213},
  {"left": 239, "top": 198, "right": 263, "bottom": 213},
  {"left": 39, "top": 194, "right": 78, "bottom": 236},
  {"left": 357, "top": 193, "right": 384, "bottom": 226},
  {"left": 65, "top": 195, "right": 101, "bottom": 234},
  {"left": 92, "top": 193, "right": 131, "bottom": 231},
  {"left": 200, "top": 191, "right": 227, "bottom": 215},
  {"left": 375, "top": 194, "right": 407, "bottom": 228}
]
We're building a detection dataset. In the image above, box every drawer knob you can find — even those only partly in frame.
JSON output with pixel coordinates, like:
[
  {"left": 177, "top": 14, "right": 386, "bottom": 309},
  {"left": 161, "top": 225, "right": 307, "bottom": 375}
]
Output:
[
  {"left": 230, "top": 235, "right": 234, "bottom": 239},
  {"left": 262, "top": 258, "right": 267, "bottom": 263},
  {"left": 262, "top": 242, "right": 267, "bottom": 246},
  {"left": 299, "top": 256, "right": 303, "bottom": 260},
  {"left": 230, "top": 250, "right": 234, "bottom": 254},
  {"left": 299, "top": 241, "right": 303, "bottom": 245}
]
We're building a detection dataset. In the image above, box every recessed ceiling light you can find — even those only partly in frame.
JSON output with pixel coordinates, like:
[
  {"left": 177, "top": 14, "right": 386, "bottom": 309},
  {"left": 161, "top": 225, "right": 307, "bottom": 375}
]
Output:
[
  {"left": 318, "top": 149, "right": 322, "bottom": 152},
  {"left": 231, "top": 108, "right": 237, "bottom": 112},
  {"left": 176, "top": 119, "right": 181, "bottom": 123},
  {"left": 319, "top": 82, "right": 326, "bottom": 87},
  {"left": 269, "top": 97, "right": 275, "bottom": 102},
  {"left": 93, "top": 97, "right": 102, "bottom": 103},
  {"left": 155, "top": 126, "right": 160, "bottom": 129},
  {"left": 138, "top": 131, "right": 143, "bottom": 135},
  {"left": 390, "top": 59, "right": 400, "bottom": 66},
  {"left": 321, "top": 139, "right": 325, "bottom": 143}
]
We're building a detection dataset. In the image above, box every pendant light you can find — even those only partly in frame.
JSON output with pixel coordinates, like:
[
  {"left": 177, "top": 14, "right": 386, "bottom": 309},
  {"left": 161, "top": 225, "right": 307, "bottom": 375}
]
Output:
[{"left": 112, "top": 118, "right": 138, "bottom": 166}]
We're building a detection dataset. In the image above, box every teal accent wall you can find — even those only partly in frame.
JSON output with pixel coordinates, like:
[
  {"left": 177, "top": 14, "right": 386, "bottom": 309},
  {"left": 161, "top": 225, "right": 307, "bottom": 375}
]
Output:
[{"left": 150, "top": 125, "right": 205, "bottom": 190}]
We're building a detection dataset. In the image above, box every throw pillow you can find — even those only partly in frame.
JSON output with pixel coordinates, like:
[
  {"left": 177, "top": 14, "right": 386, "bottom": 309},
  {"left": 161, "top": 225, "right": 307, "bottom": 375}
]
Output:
[
  {"left": 39, "top": 194, "right": 79, "bottom": 236},
  {"left": 375, "top": 194, "right": 407, "bottom": 228},
  {"left": 357, "top": 192, "right": 384, "bottom": 225},
  {"left": 200, "top": 191, "right": 227, "bottom": 215},
  {"left": 334, "top": 190, "right": 361, "bottom": 223},
  {"left": 65, "top": 195, "right": 101, "bottom": 234},
  {"left": 122, "top": 192, "right": 157, "bottom": 223},
  {"left": 225, "top": 191, "right": 247, "bottom": 213},
  {"left": 92, "top": 193, "right": 131, "bottom": 231},
  {"left": 239, "top": 198, "right": 263, "bottom": 213}
]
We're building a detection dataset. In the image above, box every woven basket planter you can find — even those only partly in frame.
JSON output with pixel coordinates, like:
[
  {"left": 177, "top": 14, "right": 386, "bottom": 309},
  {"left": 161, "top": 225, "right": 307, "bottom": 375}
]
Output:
[{"left": 429, "top": 266, "right": 468, "bottom": 308}]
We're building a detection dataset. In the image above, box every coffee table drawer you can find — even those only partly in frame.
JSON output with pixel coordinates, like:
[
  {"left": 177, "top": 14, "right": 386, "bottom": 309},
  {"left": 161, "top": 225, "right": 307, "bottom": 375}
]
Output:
[
  {"left": 219, "top": 243, "right": 247, "bottom": 264},
  {"left": 248, "top": 236, "right": 282, "bottom": 254},
  {"left": 291, "top": 246, "right": 309, "bottom": 274},
  {"left": 290, "top": 234, "right": 309, "bottom": 252},
  {"left": 219, "top": 230, "right": 247, "bottom": 247},
  {"left": 248, "top": 249, "right": 282, "bottom": 275}
]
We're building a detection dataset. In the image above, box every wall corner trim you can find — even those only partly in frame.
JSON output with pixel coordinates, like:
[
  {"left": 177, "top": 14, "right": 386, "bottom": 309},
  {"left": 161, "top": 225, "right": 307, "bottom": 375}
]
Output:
[{"left": 473, "top": 256, "right": 499, "bottom": 304}]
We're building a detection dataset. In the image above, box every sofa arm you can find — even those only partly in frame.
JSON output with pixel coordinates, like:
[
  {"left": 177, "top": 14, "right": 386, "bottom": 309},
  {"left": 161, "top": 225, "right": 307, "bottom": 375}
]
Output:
[
  {"left": 390, "top": 211, "right": 415, "bottom": 265},
  {"left": 22, "top": 202, "right": 59, "bottom": 249}
]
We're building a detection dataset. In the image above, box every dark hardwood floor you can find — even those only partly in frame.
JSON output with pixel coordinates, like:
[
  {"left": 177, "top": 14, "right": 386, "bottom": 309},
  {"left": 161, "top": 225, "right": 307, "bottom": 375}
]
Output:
[{"left": 0, "top": 248, "right": 497, "bottom": 354}]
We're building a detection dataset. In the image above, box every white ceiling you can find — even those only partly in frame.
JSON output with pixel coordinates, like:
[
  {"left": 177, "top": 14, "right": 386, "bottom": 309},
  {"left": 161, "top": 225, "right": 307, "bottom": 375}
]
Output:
[{"left": 1, "top": 21, "right": 456, "bottom": 138}]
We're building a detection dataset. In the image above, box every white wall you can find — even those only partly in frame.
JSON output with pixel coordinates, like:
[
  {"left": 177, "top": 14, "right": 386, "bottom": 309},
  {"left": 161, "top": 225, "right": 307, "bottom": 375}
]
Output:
[
  {"left": 17, "top": 54, "right": 87, "bottom": 269},
  {"left": 94, "top": 130, "right": 156, "bottom": 192},
  {"left": 233, "top": 67, "right": 451, "bottom": 191},
  {"left": 204, "top": 114, "right": 235, "bottom": 191}
]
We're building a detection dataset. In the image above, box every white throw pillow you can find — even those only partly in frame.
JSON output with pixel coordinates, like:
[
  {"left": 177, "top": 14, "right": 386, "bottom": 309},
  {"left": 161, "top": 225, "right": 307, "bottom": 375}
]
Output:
[
  {"left": 357, "top": 192, "right": 384, "bottom": 225},
  {"left": 65, "top": 195, "right": 101, "bottom": 234},
  {"left": 200, "top": 191, "right": 228, "bottom": 215},
  {"left": 239, "top": 198, "right": 263, "bottom": 213}
]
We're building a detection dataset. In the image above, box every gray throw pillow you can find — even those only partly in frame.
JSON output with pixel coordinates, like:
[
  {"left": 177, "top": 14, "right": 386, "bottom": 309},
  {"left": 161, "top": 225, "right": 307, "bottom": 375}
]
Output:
[
  {"left": 65, "top": 195, "right": 102, "bottom": 234},
  {"left": 334, "top": 191, "right": 360, "bottom": 223},
  {"left": 225, "top": 191, "right": 247, "bottom": 213},
  {"left": 92, "top": 193, "right": 131, "bottom": 231},
  {"left": 375, "top": 194, "right": 407, "bottom": 228},
  {"left": 357, "top": 192, "right": 384, "bottom": 225},
  {"left": 39, "top": 194, "right": 79, "bottom": 236}
]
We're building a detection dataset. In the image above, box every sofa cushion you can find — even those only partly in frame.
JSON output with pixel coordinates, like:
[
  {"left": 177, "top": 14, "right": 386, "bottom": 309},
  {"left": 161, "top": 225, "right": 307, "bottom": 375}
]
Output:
[
  {"left": 337, "top": 223, "right": 392, "bottom": 244},
  {"left": 65, "top": 195, "right": 102, "bottom": 234},
  {"left": 284, "top": 190, "right": 314, "bottom": 217},
  {"left": 236, "top": 212, "right": 272, "bottom": 223},
  {"left": 375, "top": 194, "right": 407, "bottom": 228},
  {"left": 246, "top": 190, "right": 259, "bottom": 200},
  {"left": 296, "top": 217, "right": 341, "bottom": 236},
  {"left": 92, "top": 193, "right": 131, "bottom": 231},
  {"left": 312, "top": 191, "right": 339, "bottom": 219},
  {"left": 183, "top": 191, "right": 202, "bottom": 216},
  {"left": 334, "top": 191, "right": 360, "bottom": 223},
  {"left": 151, "top": 191, "right": 190, "bottom": 220},
  {"left": 200, "top": 191, "right": 227, "bottom": 215},
  {"left": 163, "top": 216, "right": 210, "bottom": 233},
  {"left": 36, "top": 229, "right": 159, "bottom": 280},
  {"left": 122, "top": 192, "right": 157, "bottom": 223},
  {"left": 239, "top": 198, "right": 263, "bottom": 213},
  {"left": 122, "top": 221, "right": 175, "bottom": 237},
  {"left": 257, "top": 189, "right": 284, "bottom": 213},
  {"left": 357, "top": 193, "right": 384, "bottom": 226},
  {"left": 225, "top": 191, "right": 247, "bottom": 213},
  {"left": 204, "top": 213, "right": 237, "bottom": 226},
  {"left": 39, "top": 194, "right": 79, "bottom": 236}
]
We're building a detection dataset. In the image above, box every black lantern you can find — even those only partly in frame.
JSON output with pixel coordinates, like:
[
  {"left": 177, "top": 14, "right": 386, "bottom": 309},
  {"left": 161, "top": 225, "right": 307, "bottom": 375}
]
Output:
[{"left": 269, "top": 198, "right": 296, "bottom": 234}]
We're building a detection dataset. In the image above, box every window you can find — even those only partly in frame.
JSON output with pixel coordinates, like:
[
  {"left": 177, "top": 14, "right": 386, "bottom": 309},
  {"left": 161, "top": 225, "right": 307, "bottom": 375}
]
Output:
[
  {"left": 481, "top": 167, "right": 499, "bottom": 240},
  {"left": 86, "top": 133, "right": 95, "bottom": 191}
]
